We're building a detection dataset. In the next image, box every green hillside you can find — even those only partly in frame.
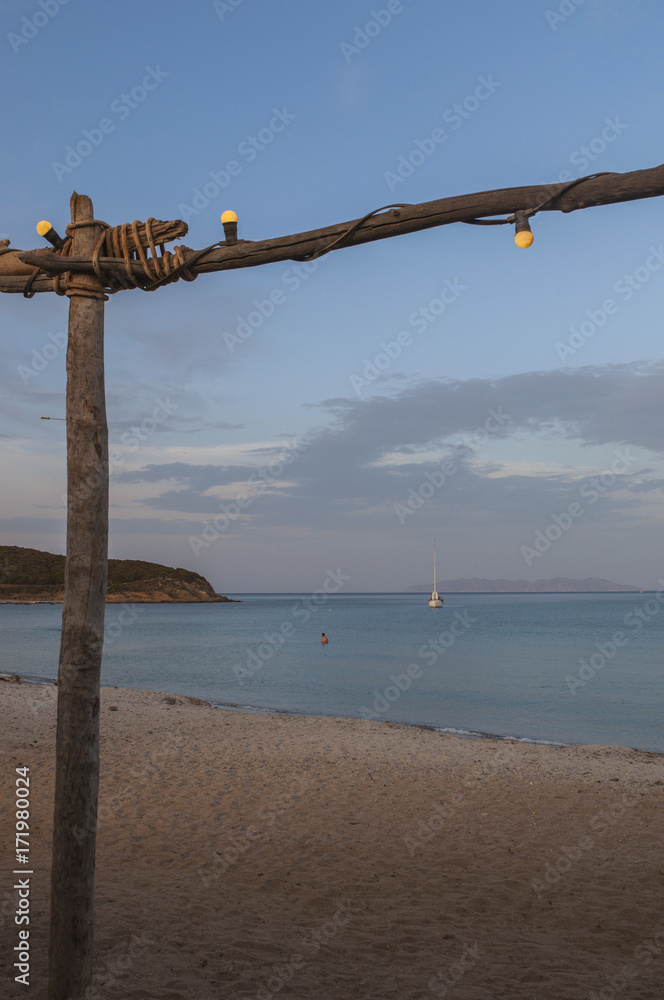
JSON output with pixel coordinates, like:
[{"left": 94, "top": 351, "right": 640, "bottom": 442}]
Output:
[{"left": 0, "top": 546, "right": 219, "bottom": 596}]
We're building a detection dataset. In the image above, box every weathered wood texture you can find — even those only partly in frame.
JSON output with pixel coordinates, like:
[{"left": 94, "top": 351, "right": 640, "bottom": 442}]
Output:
[
  {"left": 192, "top": 163, "right": 664, "bottom": 273},
  {"left": 48, "top": 194, "right": 109, "bottom": 1000},
  {"left": 0, "top": 248, "right": 55, "bottom": 274},
  {"left": 3, "top": 163, "right": 664, "bottom": 293}
]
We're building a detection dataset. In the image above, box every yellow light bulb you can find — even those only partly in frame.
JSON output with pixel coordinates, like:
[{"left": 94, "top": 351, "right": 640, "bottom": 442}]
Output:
[
  {"left": 221, "top": 210, "right": 238, "bottom": 223},
  {"left": 514, "top": 230, "right": 534, "bottom": 249},
  {"left": 36, "top": 220, "right": 52, "bottom": 236}
]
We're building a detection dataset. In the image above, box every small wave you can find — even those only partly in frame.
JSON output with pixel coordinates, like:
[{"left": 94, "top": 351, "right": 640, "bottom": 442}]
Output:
[
  {"left": 211, "top": 700, "right": 284, "bottom": 715},
  {"left": 426, "top": 724, "right": 569, "bottom": 746},
  {"left": 209, "top": 701, "right": 573, "bottom": 747}
]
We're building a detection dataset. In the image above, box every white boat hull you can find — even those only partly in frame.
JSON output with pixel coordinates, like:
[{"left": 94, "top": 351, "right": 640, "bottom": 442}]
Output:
[{"left": 428, "top": 588, "right": 443, "bottom": 608}]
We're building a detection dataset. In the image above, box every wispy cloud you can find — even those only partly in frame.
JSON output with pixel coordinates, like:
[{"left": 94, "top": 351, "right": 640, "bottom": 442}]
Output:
[{"left": 114, "top": 361, "right": 664, "bottom": 532}]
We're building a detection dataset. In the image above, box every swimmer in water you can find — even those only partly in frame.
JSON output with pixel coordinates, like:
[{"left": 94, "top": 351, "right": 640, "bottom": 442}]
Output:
[{"left": 321, "top": 633, "right": 329, "bottom": 644}]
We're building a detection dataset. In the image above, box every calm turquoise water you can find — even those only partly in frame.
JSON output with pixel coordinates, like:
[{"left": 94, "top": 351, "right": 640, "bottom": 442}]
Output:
[{"left": 1, "top": 593, "right": 663, "bottom": 752}]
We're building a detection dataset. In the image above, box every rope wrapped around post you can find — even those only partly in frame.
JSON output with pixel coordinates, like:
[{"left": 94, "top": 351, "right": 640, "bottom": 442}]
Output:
[{"left": 34, "top": 217, "right": 198, "bottom": 296}]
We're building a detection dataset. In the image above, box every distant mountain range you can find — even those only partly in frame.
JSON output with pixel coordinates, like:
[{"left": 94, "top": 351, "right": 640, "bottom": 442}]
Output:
[{"left": 407, "top": 577, "right": 641, "bottom": 594}]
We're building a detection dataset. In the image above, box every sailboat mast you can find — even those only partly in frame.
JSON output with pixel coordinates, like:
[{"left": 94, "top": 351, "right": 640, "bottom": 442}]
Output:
[{"left": 428, "top": 540, "right": 443, "bottom": 606}]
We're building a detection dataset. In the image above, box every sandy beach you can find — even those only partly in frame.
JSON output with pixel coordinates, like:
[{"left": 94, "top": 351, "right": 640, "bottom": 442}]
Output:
[{"left": 1, "top": 680, "right": 662, "bottom": 1000}]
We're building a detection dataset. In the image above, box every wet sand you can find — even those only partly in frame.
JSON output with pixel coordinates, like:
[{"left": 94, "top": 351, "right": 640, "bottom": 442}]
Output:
[{"left": 1, "top": 680, "right": 662, "bottom": 999}]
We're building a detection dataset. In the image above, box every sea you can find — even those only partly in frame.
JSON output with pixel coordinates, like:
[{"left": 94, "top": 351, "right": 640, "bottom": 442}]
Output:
[{"left": 1, "top": 592, "right": 663, "bottom": 753}]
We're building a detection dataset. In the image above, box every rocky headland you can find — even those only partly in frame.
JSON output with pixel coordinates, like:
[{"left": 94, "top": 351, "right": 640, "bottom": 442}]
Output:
[{"left": 0, "top": 546, "right": 234, "bottom": 603}]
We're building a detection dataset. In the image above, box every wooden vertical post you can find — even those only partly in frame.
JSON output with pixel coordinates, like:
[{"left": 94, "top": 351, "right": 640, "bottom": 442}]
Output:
[{"left": 48, "top": 193, "right": 108, "bottom": 1000}]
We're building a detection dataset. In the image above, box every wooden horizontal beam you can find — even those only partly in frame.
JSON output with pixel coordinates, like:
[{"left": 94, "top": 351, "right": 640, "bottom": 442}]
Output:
[
  {"left": 2, "top": 163, "right": 663, "bottom": 294},
  {"left": 0, "top": 274, "right": 55, "bottom": 293},
  {"left": 193, "top": 163, "right": 664, "bottom": 275},
  {"left": 0, "top": 249, "right": 55, "bottom": 276}
]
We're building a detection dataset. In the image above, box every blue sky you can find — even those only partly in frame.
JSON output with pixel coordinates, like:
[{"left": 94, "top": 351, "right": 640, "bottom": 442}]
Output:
[{"left": 1, "top": 0, "right": 664, "bottom": 591}]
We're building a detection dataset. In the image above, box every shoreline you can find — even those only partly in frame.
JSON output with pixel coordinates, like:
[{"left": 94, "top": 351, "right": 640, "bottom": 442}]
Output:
[
  {"left": 208, "top": 698, "right": 572, "bottom": 748},
  {"left": 0, "top": 597, "right": 238, "bottom": 604},
  {"left": 1, "top": 682, "right": 663, "bottom": 999},
  {"left": 0, "top": 591, "right": 653, "bottom": 602},
  {"left": 2, "top": 672, "right": 659, "bottom": 756}
]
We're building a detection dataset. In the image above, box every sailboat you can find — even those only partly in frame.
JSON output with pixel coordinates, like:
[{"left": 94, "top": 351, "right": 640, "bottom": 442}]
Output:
[{"left": 428, "top": 542, "right": 444, "bottom": 608}]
